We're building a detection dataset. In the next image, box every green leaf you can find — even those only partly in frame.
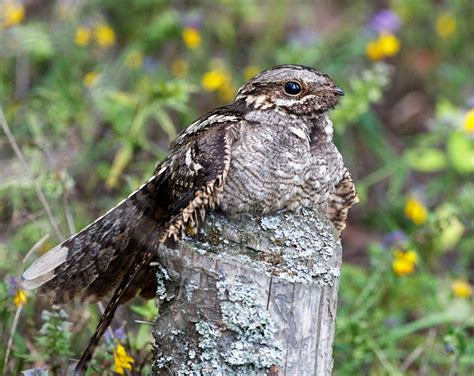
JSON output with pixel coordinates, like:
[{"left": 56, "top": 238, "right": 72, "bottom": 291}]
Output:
[
  {"left": 130, "top": 300, "right": 158, "bottom": 320},
  {"left": 406, "top": 147, "right": 447, "bottom": 172},
  {"left": 383, "top": 311, "right": 474, "bottom": 343},
  {"left": 433, "top": 204, "right": 465, "bottom": 252},
  {"left": 14, "top": 24, "right": 54, "bottom": 59},
  {"left": 152, "top": 105, "right": 177, "bottom": 140},
  {"left": 106, "top": 141, "right": 134, "bottom": 189},
  {"left": 447, "top": 131, "right": 474, "bottom": 173}
]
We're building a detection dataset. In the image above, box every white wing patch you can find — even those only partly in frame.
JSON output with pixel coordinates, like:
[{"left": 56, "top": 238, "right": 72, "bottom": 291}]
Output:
[
  {"left": 21, "top": 174, "right": 160, "bottom": 291},
  {"left": 22, "top": 245, "right": 68, "bottom": 288}
]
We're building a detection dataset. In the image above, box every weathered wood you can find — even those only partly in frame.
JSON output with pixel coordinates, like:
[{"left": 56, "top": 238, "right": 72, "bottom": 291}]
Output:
[{"left": 152, "top": 209, "right": 341, "bottom": 375}]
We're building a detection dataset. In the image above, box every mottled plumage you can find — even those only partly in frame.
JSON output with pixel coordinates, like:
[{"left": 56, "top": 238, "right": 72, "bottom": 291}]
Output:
[{"left": 22, "top": 64, "right": 358, "bottom": 373}]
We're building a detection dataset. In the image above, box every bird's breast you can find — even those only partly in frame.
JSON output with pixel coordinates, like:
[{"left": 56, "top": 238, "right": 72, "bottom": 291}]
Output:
[{"left": 217, "top": 124, "right": 344, "bottom": 214}]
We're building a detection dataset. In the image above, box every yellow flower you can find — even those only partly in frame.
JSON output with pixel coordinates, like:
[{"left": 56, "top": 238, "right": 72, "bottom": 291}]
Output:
[
  {"left": 182, "top": 27, "right": 201, "bottom": 49},
  {"left": 202, "top": 68, "right": 235, "bottom": 101},
  {"left": 83, "top": 71, "right": 99, "bottom": 87},
  {"left": 74, "top": 26, "right": 91, "bottom": 47},
  {"left": 451, "top": 280, "right": 472, "bottom": 298},
  {"left": 95, "top": 24, "right": 116, "bottom": 48},
  {"left": 243, "top": 65, "right": 260, "bottom": 81},
  {"left": 366, "top": 33, "right": 400, "bottom": 61},
  {"left": 13, "top": 289, "right": 27, "bottom": 307},
  {"left": 392, "top": 249, "right": 417, "bottom": 276},
  {"left": 402, "top": 250, "right": 417, "bottom": 264},
  {"left": 171, "top": 58, "right": 188, "bottom": 76},
  {"left": 464, "top": 109, "right": 474, "bottom": 134},
  {"left": 202, "top": 69, "right": 228, "bottom": 91},
  {"left": 436, "top": 13, "right": 457, "bottom": 39},
  {"left": 2, "top": 3, "right": 25, "bottom": 28},
  {"left": 378, "top": 33, "right": 400, "bottom": 57},
  {"left": 125, "top": 51, "right": 143, "bottom": 69},
  {"left": 366, "top": 40, "right": 384, "bottom": 61},
  {"left": 218, "top": 81, "right": 236, "bottom": 102},
  {"left": 113, "top": 343, "right": 134, "bottom": 374},
  {"left": 404, "top": 196, "right": 427, "bottom": 225},
  {"left": 392, "top": 258, "right": 415, "bottom": 276}
]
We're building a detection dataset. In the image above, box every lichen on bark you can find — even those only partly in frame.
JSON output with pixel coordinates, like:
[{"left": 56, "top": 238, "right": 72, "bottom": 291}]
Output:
[{"left": 152, "top": 209, "right": 341, "bottom": 375}]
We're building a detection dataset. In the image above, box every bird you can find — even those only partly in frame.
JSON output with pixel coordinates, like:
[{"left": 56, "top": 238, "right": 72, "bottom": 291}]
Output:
[{"left": 22, "top": 64, "right": 358, "bottom": 374}]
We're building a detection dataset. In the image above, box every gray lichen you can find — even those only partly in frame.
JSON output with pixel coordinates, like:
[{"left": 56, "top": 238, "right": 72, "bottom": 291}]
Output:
[
  {"left": 217, "top": 279, "right": 283, "bottom": 369},
  {"left": 172, "top": 277, "right": 283, "bottom": 375},
  {"left": 184, "top": 208, "right": 341, "bottom": 287},
  {"left": 184, "top": 280, "right": 198, "bottom": 301},
  {"left": 155, "top": 266, "right": 170, "bottom": 302},
  {"left": 153, "top": 208, "right": 341, "bottom": 375}
]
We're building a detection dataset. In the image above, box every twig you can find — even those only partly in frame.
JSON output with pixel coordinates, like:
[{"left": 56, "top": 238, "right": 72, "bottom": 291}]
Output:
[
  {"left": 401, "top": 328, "right": 436, "bottom": 372},
  {"left": 22, "top": 234, "right": 50, "bottom": 264},
  {"left": 133, "top": 320, "right": 154, "bottom": 326},
  {"left": 33, "top": 137, "right": 77, "bottom": 236},
  {"left": 4, "top": 233, "right": 53, "bottom": 371},
  {"left": 63, "top": 192, "right": 77, "bottom": 236},
  {"left": 418, "top": 328, "right": 437, "bottom": 376},
  {"left": 3, "top": 303, "right": 24, "bottom": 373},
  {"left": 365, "top": 336, "right": 403, "bottom": 376},
  {"left": 0, "top": 107, "right": 64, "bottom": 240}
]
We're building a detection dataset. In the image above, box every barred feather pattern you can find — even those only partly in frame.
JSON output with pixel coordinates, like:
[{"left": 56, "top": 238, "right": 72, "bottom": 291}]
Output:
[{"left": 326, "top": 168, "right": 359, "bottom": 236}]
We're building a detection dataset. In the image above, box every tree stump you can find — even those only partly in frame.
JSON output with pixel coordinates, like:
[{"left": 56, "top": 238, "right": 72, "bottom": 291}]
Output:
[{"left": 152, "top": 208, "right": 342, "bottom": 375}]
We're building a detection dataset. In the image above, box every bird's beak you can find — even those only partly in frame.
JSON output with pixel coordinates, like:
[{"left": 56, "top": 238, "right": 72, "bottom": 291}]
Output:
[{"left": 333, "top": 86, "right": 345, "bottom": 97}]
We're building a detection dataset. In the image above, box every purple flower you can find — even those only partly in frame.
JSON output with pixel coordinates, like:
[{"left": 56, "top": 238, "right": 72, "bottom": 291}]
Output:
[
  {"left": 182, "top": 13, "right": 203, "bottom": 29},
  {"left": 6, "top": 275, "right": 17, "bottom": 296},
  {"left": 466, "top": 95, "right": 474, "bottom": 108},
  {"left": 381, "top": 230, "right": 407, "bottom": 249},
  {"left": 104, "top": 326, "right": 127, "bottom": 344},
  {"left": 383, "top": 316, "right": 400, "bottom": 328},
  {"left": 288, "top": 28, "right": 319, "bottom": 46},
  {"left": 143, "top": 57, "right": 158, "bottom": 73},
  {"left": 370, "top": 10, "right": 400, "bottom": 33},
  {"left": 114, "top": 326, "right": 127, "bottom": 341},
  {"left": 104, "top": 330, "right": 113, "bottom": 344}
]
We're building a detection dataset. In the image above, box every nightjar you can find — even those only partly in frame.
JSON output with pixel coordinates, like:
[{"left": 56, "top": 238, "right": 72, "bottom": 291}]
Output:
[{"left": 22, "top": 64, "right": 358, "bottom": 373}]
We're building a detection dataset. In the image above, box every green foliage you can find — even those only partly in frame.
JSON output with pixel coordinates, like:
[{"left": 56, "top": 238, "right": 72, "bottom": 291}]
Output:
[
  {"left": 35, "top": 307, "right": 73, "bottom": 360},
  {"left": 0, "top": 0, "right": 473, "bottom": 374},
  {"left": 332, "top": 63, "right": 391, "bottom": 132}
]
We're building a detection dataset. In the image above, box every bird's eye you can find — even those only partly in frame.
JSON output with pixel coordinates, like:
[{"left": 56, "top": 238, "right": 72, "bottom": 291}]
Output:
[{"left": 284, "top": 81, "right": 302, "bottom": 95}]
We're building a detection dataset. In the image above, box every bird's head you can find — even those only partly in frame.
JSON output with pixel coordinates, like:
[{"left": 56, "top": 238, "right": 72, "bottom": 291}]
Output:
[{"left": 236, "top": 64, "right": 344, "bottom": 116}]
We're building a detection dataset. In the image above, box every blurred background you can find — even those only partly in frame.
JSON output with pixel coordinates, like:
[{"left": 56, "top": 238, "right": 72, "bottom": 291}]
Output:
[{"left": 0, "top": 0, "right": 473, "bottom": 374}]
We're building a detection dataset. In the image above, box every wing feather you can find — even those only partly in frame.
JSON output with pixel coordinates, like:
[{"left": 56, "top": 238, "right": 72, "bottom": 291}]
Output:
[
  {"left": 22, "top": 172, "right": 171, "bottom": 303},
  {"left": 72, "top": 119, "right": 241, "bottom": 375},
  {"left": 22, "top": 118, "right": 241, "bottom": 305},
  {"left": 326, "top": 168, "right": 359, "bottom": 236}
]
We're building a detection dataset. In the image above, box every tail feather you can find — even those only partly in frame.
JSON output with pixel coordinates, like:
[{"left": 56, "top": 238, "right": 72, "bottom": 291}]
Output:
[{"left": 73, "top": 250, "right": 153, "bottom": 376}]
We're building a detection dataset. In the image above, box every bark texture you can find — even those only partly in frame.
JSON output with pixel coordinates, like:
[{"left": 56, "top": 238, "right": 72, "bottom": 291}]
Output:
[{"left": 152, "top": 208, "right": 341, "bottom": 375}]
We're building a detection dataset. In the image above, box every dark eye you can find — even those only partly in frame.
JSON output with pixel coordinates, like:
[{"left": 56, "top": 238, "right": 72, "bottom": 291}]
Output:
[{"left": 284, "top": 81, "right": 302, "bottom": 95}]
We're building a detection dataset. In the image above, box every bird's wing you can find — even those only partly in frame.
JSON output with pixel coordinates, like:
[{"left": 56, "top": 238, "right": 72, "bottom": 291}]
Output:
[
  {"left": 21, "top": 170, "right": 172, "bottom": 303},
  {"left": 74, "top": 119, "right": 241, "bottom": 375},
  {"left": 22, "top": 118, "right": 241, "bottom": 304},
  {"left": 326, "top": 168, "right": 359, "bottom": 236}
]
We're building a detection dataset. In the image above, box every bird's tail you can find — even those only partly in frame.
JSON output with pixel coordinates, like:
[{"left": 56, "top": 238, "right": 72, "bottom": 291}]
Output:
[{"left": 73, "top": 250, "right": 153, "bottom": 375}]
